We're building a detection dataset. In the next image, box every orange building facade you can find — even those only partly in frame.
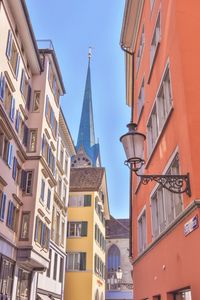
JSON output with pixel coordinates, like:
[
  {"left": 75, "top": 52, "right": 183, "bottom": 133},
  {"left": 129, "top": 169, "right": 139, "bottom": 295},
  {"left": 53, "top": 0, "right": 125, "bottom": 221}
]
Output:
[{"left": 121, "top": 0, "right": 200, "bottom": 299}]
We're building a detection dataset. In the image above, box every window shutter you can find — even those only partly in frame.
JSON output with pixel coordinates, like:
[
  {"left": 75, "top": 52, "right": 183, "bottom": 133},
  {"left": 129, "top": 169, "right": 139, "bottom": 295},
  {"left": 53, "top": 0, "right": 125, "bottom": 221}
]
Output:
[
  {"left": 12, "top": 157, "right": 17, "bottom": 180},
  {"left": 45, "top": 96, "right": 49, "bottom": 117},
  {"left": 7, "top": 201, "right": 13, "bottom": 227},
  {"left": 6, "top": 30, "right": 12, "bottom": 59},
  {"left": 26, "top": 84, "right": 32, "bottom": 111},
  {"left": 9, "top": 97, "right": 15, "bottom": 122},
  {"left": 84, "top": 195, "right": 91, "bottom": 207},
  {"left": 23, "top": 124, "right": 29, "bottom": 146},
  {"left": 95, "top": 224, "right": 97, "bottom": 240},
  {"left": 41, "top": 223, "right": 45, "bottom": 247},
  {"left": 0, "top": 193, "right": 6, "bottom": 221},
  {"left": 0, "top": 75, "right": 6, "bottom": 101},
  {"left": 20, "top": 70, "right": 25, "bottom": 94},
  {"left": 34, "top": 216, "right": 39, "bottom": 242},
  {"left": 15, "top": 54, "right": 20, "bottom": 79},
  {"left": 81, "top": 222, "right": 88, "bottom": 237},
  {"left": 7, "top": 143, "right": 13, "bottom": 168},
  {"left": 40, "top": 180, "right": 45, "bottom": 202},
  {"left": 20, "top": 170, "right": 27, "bottom": 191},
  {"left": 15, "top": 110, "right": 21, "bottom": 132},
  {"left": 80, "top": 253, "right": 86, "bottom": 271},
  {"left": 46, "top": 227, "right": 50, "bottom": 249}
]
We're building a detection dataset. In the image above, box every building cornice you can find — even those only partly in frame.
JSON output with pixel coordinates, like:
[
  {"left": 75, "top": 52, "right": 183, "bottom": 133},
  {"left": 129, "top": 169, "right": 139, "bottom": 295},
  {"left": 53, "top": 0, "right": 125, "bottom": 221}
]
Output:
[{"left": 120, "top": 0, "right": 144, "bottom": 52}]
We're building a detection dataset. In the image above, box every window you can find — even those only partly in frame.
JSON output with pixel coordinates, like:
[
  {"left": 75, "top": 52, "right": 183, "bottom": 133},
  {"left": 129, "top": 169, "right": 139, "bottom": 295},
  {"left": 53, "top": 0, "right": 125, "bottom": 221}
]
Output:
[
  {"left": 150, "top": 0, "right": 155, "bottom": 11},
  {"left": 151, "top": 154, "right": 182, "bottom": 239},
  {"left": 0, "top": 192, "right": 6, "bottom": 221},
  {"left": 55, "top": 212, "right": 60, "bottom": 246},
  {"left": 95, "top": 224, "right": 105, "bottom": 252},
  {"left": 53, "top": 253, "right": 58, "bottom": 280},
  {"left": 20, "top": 70, "right": 31, "bottom": 110},
  {"left": 107, "top": 245, "right": 120, "bottom": 272},
  {"left": 157, "top": 68, "right": 172, "bottom": 129},
  {"left": 137, "top": 78, "right": 145, "bottom": 120},
  {"left": 7, "top": 201, "right": 19, "bottom": 231},
  {"left": 61, "top": 221, "right": 65, "bottom": 245},
  {"left": 6, "top": 30, "right": 20, "bottom": 78},
  {"left": 94, "top": 254, "right": 105, "bottom": 279},
  {"left": 60, "top": 146, "right": 64, "bottom": 167},
  {"left": 63, "top": 184, "right": 67, "bottom": 203},
  {"left": 45, "top": 96, "right": 57, "bottom": 138},
  {"left": 20, "top": 212, "right": 30, "bottom": 240},
  {"left": 34, "top": 216, "right": 50, "bottom": 249},
  {"left": 59, "top": 257, "right": 64, "bottom": 283},
  {"left": 42, "top": 135, "right": 55, "bottom": 174},
  {"left": 0, "top": 131, "right": 13, "bottom": 169},
  {"left": 136, "top": 25, "right": 145, "bottom": 72},
  {"left": 20, "top": 170, "right": 33, "bottom": 194},
  {"left": 147, "top": 104, "right": 158, "bottom": 155},
  {"left": 68, "top": 195, "right": 91, "bottom": 207},
  {"left": 147, "top": 65, "right": 172, "bottom": 156},
  {"left": 173, "top": 289, "right": 192, "bottom": 300},
  {"left": 150, "top": 12, "right": 161, "bottom": 68},
  {"left": 0, "top": 256, "right": 14, "bottom": 297},
  {"left": 40, "top": 179, "right": 45, "bottom": 202},
  {"left": 46, "top": 249, "right": 52, "bottom": 277},
  {"left": 58, "top": 177, "right": 62, "bottom": 198},
  {"left": 65, "top": 158, "right": 68, "bottom": 176},
  {"left": 25, "top": 171, "right": 33, "bottom": 194},
  {"left": 67, "top": 221, "right": 87, "bottom": 237},
  {"left": 28, "top": 129, "right": 37, "bottom": 152},
  {"left": 138, "top": 209, "right": 147, "bottom": 253},
  {"left": 66, "top": 252, "right": 86, "bottom": 271},
  {"left": 16, "top": 268, "right": 31, "bottom": 300},
  {"left": 13, "top": 160, "right": 21, "bottom": 185},
  {"left": 33, "top": 91, "right": 40, "bottom": 112},
  {"left": 47, "top": 189, "right": 51, "bottom": 210},
  {"left": 48, "top": 62, "right": 60, "bottom": 103}
]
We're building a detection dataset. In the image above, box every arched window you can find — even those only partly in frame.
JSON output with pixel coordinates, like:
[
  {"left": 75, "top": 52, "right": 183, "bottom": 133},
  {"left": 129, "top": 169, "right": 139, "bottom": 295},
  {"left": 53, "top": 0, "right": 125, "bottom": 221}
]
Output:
[
  {"left": 107, "top": 244, "right": 120, "bottom": 272},
  {"left": 95, "top": 289, "right": 99, "bottom": 300}
]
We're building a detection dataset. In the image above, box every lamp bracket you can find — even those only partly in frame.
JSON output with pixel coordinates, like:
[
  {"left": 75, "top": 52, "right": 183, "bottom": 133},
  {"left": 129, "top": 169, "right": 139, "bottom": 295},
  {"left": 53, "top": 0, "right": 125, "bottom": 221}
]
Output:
[{"left": 137, "top": 173, "right": 191, "bottom": 196}]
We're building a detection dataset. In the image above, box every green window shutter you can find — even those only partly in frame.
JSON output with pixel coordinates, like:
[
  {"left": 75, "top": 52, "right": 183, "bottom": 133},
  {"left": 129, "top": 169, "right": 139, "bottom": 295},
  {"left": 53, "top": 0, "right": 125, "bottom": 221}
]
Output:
[
  {"left": 81, "top": 222, "right": 88, "bottom": 236},
  {"left": 80, "top": 252, "right": 86, "bottom": 271},
  {"left": 84, "top": 195, "right": 91, "bottom": 207}
]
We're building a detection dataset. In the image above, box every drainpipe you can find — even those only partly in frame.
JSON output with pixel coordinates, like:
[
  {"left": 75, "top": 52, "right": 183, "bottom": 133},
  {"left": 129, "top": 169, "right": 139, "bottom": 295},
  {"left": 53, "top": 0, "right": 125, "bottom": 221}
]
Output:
[{"left": 120, "top": 44, "right": 134, "bottom": 261}]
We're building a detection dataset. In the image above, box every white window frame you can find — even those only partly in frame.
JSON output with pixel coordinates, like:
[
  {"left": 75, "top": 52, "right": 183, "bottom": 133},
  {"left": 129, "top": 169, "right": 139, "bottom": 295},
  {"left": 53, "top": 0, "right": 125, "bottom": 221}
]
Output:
[
  {"left": 137, "top": 206, "right": 147, "bottom": 253},
  {"left": 150, "top": 11, "right": 161, "bottom": 69},
  {"left": 136, "top": 25, "right": 145, "bottom": 73},
  {"left": 137, "top": 77, "right": 145, "bottom": 121},
  {"left": 147, "top": 62, "right": 173, "bottom": 157},
  {"left": 68, "top": 222, "right": 82, "bottom": 237},
  {"left": 150, "top": 150, "right": 183, "bottom": 239}
]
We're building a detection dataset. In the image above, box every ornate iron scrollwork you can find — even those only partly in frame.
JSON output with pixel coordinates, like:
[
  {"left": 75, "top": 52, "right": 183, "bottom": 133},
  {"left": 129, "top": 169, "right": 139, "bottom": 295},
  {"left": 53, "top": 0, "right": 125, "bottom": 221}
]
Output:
[{"left": 138, "top": 173, "right": 191, "bottom": 196}]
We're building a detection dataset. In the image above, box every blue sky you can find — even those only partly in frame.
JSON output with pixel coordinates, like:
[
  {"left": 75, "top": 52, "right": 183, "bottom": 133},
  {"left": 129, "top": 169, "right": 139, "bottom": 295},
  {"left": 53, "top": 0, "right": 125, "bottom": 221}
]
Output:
[{"left": 26, "top": 0, "right": 131, "bottom": 218}]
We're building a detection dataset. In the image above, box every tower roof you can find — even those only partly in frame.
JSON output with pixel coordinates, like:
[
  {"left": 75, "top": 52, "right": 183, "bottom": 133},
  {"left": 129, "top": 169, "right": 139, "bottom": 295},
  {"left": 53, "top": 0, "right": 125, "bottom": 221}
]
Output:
[
  {"left": 73, "top": 49, "right": 101, "bottom": 167},
  {"left": 77, "top": 58, "right": 95, "bottom": 149}
]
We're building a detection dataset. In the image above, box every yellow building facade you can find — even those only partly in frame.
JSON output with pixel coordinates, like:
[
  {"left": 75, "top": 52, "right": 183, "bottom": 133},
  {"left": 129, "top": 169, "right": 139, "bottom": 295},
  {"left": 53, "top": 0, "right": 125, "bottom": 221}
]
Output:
[{"left": 64, "top": 168, "right": 110, "bottom": 300}]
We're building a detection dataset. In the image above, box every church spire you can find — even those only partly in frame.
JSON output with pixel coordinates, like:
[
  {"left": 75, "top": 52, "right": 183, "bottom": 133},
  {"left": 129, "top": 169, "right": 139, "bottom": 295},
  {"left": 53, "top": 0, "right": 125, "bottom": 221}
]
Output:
[
  {"left": 72, "top": 48, "right": 101, "bottom": 168},
  {"left": 77, "top": 48, "right": 95, "bottom": 149}
]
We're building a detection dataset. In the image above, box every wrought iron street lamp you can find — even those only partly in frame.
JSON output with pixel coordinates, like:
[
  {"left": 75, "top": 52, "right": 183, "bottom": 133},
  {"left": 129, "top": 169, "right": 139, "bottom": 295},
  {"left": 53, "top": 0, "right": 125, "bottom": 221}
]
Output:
[
  {"left": 120, "top": 123, "right": 191, "bottom": 196},
  {"left": 116, "top": 267, "right": 123, "bottom": 289}
]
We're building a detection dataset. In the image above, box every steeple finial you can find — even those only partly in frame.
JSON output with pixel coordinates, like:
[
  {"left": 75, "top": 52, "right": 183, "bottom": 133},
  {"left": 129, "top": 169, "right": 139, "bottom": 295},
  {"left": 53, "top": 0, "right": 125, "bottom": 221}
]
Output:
[{"left": 88, "top": 47, "right": 92, "bottom": 61}]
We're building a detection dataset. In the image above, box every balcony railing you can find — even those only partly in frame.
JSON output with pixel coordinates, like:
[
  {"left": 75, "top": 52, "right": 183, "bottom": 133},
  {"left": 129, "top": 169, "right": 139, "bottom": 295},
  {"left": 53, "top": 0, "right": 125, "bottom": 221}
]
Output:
[{"left": 37, "top": 40, "right": 54, "bottom": 51}]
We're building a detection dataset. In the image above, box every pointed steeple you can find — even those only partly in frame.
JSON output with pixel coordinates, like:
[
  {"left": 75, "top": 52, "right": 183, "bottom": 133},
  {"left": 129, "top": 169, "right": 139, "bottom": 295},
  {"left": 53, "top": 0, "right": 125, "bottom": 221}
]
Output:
[
  {"left": 72, "top": 49, "right": 101, "bottom": 168},
  {"left": 77, "top": 50, "right": 95, "bottom": 149}
]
